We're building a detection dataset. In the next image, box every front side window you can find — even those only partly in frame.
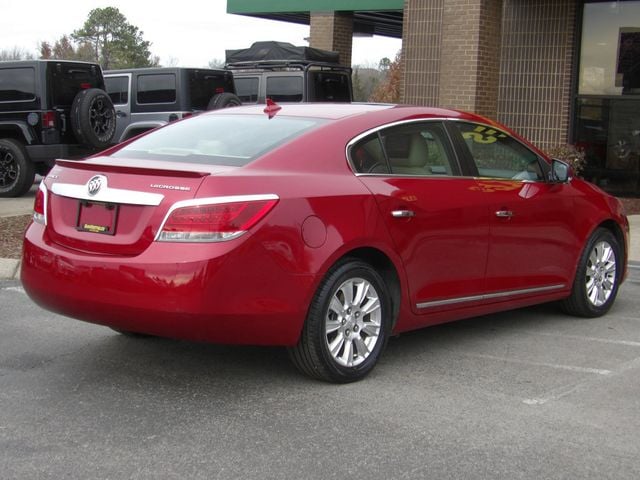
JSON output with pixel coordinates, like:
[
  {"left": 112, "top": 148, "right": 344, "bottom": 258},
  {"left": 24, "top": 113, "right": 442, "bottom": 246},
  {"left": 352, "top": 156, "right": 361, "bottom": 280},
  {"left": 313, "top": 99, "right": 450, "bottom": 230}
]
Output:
[
  {"left": 0, "top": 67, "right": 36, "bottom": 102},
  {"left": 105, "top": 76, "right": 129, "bottom": 105},
  {"left": 350, "top": 122, "right": 458, "bottom": 176},
  {"left": 452, "top": 122, "right": 544, "bottom": 181},
  {"left": 137, "top": 74, "right": 176, "bottom": 104},
  {"left": 266, "top": 76, "right": 303, "bottom": 102}
]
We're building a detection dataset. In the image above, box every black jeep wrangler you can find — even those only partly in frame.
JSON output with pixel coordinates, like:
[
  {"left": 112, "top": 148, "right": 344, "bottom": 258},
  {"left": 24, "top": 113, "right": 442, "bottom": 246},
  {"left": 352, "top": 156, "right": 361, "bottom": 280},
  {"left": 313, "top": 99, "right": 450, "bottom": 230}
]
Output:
[{"left": 0, "top": 60, "right": 116, "bottom": 197}]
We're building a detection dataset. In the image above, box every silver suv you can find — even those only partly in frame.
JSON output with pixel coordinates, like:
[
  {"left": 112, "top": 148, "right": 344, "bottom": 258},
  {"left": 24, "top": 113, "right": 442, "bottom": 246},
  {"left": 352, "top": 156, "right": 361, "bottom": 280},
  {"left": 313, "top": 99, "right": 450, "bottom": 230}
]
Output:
[{"left": 104, "top": 67, "right": 240, "bottom": 143}]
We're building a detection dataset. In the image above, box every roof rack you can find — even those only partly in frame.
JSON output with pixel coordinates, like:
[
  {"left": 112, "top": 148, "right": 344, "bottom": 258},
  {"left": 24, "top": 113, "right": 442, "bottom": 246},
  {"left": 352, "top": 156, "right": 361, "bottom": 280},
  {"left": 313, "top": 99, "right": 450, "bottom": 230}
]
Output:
[{"left": 225, "top": 60, "right": 351, "bottom": 73}]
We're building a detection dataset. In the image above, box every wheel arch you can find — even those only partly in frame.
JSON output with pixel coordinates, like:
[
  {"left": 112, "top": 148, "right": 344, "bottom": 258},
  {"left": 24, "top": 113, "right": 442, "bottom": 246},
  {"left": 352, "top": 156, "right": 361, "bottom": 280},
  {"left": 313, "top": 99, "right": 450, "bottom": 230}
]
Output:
[
  {"left": 597, "top": 218, "right": 628, "bottom": 276},
  {"left": 330, "top": 246, "right": 402, "bottom": 330}
]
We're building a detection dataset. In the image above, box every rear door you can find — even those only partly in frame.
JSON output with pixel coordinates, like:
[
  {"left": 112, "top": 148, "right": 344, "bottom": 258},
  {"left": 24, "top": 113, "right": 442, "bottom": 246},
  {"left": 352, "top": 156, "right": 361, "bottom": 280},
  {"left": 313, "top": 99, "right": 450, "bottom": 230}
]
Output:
[{"left": 352, "top": 120, "right": 491, "bottom": 316}]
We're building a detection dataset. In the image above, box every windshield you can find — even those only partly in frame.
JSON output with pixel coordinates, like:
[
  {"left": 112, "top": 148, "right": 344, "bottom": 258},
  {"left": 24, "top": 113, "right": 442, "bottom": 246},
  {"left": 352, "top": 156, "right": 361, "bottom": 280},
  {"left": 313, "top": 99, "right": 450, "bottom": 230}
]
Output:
[{"left": 111, "top": 113, "right": 324, "bottom": 166}]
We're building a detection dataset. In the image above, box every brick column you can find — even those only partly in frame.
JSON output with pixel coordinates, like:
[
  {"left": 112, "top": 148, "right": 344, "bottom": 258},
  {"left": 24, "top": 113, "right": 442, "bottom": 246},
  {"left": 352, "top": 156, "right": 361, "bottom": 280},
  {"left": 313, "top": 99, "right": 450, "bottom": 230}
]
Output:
[
  {"left": 402, "top": 0, "right": 503, "bottom": 118},
  {"left": 310, "top": 11, "right": 354, "bottom": 67}
]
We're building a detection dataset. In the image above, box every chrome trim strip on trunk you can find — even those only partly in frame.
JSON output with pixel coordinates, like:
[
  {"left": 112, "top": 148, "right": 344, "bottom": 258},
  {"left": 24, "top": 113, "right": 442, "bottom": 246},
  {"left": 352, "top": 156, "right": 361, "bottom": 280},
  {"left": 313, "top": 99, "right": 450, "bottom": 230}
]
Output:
[
  {"left": 416, "top": 284, "right": 566, "bottom": 310},
  {"left": 51, "top": 182, "right": 164, "bottom": 206}
]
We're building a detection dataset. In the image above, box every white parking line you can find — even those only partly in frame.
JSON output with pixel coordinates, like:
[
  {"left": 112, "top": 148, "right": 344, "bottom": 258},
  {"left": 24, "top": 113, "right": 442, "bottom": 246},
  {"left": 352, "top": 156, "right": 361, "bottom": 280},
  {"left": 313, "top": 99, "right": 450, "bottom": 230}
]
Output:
[
  {"left": 525, "top": 331, "right": 640, "bottom": 347},
  {"left": 523, "top": 356, "right": 640, "bottom": 405},
  {"left": 1, "top": 286, "right": 25, "bottom": 294},
  {"left": 460, "top": 352, "right": 612, "bottom": 375}
]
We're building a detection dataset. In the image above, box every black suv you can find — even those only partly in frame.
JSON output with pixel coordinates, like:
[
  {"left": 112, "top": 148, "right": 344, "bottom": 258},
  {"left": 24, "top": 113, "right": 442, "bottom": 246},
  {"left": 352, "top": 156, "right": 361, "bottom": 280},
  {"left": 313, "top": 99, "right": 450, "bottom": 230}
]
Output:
[
  {"left": 225, "top": 41, "right": 353, "bottom": 104},
  {"left": 104, "top": 67, "right": 240, "bottom": 143},
  {"left": 0, "top": 60, "right": 116, "bottom": 197}
]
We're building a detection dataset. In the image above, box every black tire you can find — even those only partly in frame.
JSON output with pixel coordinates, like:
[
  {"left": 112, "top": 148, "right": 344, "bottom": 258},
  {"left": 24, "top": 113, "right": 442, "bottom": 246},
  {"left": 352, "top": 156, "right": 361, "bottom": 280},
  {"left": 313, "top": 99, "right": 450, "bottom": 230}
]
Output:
[
  {"left": 561, "top": 228, "right": 622, "bottom": 317},
  {"left": 71, "top": 88, "right": 116, "bottom": 149},
  {"left": 288, "top": 258, "right": 392, "bottom": 383},
  {"left": 0, "top": 138, "right": 35, "bottom": 198},
  {"left": 207, "top": 92, "right": 242, "bottom": 110}
]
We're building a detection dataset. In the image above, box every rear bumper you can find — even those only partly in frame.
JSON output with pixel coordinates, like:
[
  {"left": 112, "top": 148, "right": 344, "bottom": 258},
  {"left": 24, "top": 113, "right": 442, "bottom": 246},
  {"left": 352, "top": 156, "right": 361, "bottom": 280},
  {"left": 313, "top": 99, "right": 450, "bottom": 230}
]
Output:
[{"left": 21, "top": 223, "right": 314, "bottom": 346}]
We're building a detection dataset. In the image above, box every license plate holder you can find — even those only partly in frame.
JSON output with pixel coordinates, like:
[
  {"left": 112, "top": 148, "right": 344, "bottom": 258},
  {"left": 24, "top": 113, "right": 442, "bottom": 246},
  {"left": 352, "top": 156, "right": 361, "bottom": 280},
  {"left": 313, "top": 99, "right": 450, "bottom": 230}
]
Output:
[{"left": 76, "top": 200, "right": 119, "bottom": 235}]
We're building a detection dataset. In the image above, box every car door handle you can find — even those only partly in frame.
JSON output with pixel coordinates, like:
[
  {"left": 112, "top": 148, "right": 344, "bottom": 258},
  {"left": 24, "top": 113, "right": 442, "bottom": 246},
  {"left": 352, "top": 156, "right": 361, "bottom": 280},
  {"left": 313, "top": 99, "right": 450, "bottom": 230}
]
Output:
[
  {"left": 391, "top": 210, "right": 415, "bottom": 218},
  {"left": 116, "top": 110, "right": 127, "bottom": 118},
  {"left": 495, "top": 210, "right": 514, "bottom": 218}
]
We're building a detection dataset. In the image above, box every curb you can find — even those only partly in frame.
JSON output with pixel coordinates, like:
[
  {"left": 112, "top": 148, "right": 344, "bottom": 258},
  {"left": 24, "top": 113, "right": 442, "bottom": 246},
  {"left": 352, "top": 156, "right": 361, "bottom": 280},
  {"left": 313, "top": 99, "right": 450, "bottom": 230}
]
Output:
[{"left": 0, "top": 258, "right": 21, "bottom": 281}]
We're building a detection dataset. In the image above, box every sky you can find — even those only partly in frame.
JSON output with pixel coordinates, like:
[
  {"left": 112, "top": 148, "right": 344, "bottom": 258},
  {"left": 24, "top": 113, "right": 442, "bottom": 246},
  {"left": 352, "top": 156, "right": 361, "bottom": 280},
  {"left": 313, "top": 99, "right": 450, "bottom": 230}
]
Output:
[{"left": 0, "top": 0, "right": 401, "bottom": 67}]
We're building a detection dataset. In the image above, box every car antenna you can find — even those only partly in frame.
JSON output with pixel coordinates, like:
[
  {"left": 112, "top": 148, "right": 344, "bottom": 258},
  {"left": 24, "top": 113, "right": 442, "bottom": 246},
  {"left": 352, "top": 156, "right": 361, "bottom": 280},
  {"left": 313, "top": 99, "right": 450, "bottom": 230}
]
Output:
[{"left": 263, "top": 98, "right": 282, "bottom": 119}]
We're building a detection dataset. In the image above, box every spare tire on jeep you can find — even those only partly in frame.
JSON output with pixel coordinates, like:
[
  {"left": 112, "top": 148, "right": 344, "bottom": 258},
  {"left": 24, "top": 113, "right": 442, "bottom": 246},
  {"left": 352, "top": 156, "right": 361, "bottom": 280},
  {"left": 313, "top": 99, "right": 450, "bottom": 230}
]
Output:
[
  {"left": 207, "top": 92, "right": 242, "bottom": 110},
  {"left": 71, "top": 88, "right": 116, "bottom": 149}
]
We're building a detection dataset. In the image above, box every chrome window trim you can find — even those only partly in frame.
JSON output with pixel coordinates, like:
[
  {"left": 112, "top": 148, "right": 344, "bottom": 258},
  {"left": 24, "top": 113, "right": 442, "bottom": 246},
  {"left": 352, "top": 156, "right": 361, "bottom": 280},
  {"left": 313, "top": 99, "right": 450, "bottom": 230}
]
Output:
[
  {"left": 51, "top": 182, "right": 164, "bottom": 206},
  {"left": 416, "top": 284, "right": 566, "bottom": 310},
  {"left": 155, "top": 193, "right": 280, "bottom": 242},
  {"left": 346, "top": 117, "right": 550, "bottom": 182}
]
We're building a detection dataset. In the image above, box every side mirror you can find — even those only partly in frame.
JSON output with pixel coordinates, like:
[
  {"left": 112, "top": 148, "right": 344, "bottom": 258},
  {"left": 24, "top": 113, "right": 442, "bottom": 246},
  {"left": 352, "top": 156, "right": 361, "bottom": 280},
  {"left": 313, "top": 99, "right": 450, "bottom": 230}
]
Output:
[{"left": 550, "top": 159, "right": 572, "bottom": 183}]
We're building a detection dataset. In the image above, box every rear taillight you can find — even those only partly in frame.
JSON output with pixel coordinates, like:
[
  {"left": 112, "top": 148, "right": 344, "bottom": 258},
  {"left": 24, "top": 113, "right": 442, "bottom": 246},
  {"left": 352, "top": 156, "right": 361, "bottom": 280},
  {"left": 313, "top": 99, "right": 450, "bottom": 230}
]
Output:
[
  {"left": 156, "top": 195, "right": 279, "bottom": 243},
  {"left": 42, "top": 111, "right": 56, "bottom": 128},
  {"left": 33, "top": 182, "right": 47, "bottom": 225}
]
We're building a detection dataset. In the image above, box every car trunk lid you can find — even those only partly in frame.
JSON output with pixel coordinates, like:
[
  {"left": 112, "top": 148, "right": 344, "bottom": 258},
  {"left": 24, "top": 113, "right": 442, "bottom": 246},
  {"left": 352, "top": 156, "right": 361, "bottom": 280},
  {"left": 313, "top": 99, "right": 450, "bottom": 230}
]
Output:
[{"left": 44, "top": 157, "right": 235, "bottom": 256}]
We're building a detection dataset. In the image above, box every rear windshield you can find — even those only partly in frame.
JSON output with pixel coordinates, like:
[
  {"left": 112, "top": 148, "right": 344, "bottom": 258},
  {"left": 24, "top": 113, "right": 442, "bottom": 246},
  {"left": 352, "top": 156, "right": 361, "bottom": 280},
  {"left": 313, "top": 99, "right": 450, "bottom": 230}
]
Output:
[
  {"left": 188, "top": 70, "right": 235, "bottom": 109},
  {"left": 111, "top": 113, "right": 324, "bottom": 166},
  {"left": 50, "top": 64, "right": 102, "bottom": 107}
]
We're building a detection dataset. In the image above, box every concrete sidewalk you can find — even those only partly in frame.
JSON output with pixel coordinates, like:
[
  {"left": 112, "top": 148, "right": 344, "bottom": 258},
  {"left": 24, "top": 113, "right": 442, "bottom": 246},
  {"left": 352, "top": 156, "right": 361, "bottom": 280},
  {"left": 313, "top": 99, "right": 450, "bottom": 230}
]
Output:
[{"left": 1, "top": 186, "right": 639, "bottom": 280}]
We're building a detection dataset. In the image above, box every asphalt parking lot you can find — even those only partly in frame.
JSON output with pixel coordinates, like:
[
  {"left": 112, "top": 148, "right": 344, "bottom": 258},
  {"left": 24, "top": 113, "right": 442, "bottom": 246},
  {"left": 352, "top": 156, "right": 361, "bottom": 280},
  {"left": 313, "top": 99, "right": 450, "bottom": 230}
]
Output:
[{"left": 1, "top": 266, "right": 639, "bottom": 479}]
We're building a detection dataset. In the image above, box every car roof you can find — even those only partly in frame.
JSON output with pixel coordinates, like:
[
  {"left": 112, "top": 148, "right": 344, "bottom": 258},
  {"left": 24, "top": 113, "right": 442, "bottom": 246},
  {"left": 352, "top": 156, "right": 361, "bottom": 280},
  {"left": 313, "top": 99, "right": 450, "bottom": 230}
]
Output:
[{"left": 208, "top": 103, "right": 483, "bottom": 121}]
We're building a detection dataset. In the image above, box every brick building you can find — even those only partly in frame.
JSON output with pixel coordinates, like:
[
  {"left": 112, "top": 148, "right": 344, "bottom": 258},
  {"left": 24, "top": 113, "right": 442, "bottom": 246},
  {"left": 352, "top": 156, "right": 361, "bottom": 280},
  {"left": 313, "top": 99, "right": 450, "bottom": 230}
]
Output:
[{"left": 228, "top": 0, "right": 640, "bottom": 196}]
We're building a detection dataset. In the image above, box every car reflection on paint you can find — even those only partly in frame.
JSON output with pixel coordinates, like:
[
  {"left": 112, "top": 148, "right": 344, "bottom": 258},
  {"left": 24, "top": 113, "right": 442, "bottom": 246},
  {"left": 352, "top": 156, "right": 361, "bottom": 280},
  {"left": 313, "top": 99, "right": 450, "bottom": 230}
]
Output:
[{"left": 21, "top": 103, "right": 629, "bottom": 382}]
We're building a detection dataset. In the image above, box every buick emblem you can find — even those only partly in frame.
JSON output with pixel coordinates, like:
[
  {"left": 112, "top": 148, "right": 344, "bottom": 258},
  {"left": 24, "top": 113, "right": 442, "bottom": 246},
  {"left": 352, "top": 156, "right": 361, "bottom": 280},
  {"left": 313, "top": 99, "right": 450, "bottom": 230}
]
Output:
[{"left": 87, "top": 175, "right": 106, "bottom": 196}]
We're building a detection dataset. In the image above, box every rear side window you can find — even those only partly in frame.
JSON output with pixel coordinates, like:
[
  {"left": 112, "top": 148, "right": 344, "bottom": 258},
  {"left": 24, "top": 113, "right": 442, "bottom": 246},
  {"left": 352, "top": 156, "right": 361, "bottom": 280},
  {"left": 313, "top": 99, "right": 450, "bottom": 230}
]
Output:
[
  {"left": 266, "top": 76, "right": 303, "bottom": 102},
  {"left": 350, "top": 122, "right": 458, "bottom": 176},
  {"left": 309, "top": 72, "right": 350, "bottom": 102},
  {"left": 188, "top": 71, "right": 234, "bottom": 109},
  {"left": 0, "top": 67, "right": 36, "bottom": 102},
  {"left": 137, "top": 74, "right": 176, "bottom": 104},
  {"left": 105, "top": 76, "right": 129, "bottom": 105},
  {"left": 234, "top": 77, "right": 259, "bottom": 103},
  {"left": 50, "top": 64, "right": 102, "bottom": 106},
  {"left": 111, "top": 114, "right": 324, "bottom": 166}
]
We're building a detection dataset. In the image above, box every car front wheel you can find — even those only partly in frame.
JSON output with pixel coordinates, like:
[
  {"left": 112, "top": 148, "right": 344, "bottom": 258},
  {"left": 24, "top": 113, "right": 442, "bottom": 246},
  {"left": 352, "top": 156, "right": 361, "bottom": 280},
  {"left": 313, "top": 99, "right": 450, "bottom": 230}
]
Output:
[
  {"left": 561, "top": 228, "right": 622, "bottom": 317},
  {"left": 289, "top": 259, "right": 391, "bottom": 383}
]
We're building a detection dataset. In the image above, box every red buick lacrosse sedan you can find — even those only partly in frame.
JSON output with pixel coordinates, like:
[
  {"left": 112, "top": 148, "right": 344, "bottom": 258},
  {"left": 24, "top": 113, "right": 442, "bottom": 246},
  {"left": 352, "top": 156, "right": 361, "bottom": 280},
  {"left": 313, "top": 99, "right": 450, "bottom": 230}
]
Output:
[{"left": 22, "top": 103, "right": 629, "bottom": 382}]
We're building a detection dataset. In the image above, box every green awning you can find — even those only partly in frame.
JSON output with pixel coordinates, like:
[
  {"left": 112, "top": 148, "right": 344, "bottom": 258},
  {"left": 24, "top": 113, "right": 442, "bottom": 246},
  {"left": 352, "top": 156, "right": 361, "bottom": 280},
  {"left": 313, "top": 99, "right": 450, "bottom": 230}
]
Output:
[
  {"left": 227, "top": 0, "right": 404, "bottom": 13},
  {"left": 227, "top": 0, "right": 404, "bottom": 38}
]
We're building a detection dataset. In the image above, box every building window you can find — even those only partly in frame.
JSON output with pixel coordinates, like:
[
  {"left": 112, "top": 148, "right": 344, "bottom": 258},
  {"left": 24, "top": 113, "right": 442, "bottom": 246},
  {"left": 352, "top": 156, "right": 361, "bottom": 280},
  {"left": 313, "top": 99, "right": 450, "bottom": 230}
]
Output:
[
  {"left": 577, "top": 1, "right": 640, "bottom": 195},
  {"left": 579, "top": 1, "right": 640, "bottom": 96}
]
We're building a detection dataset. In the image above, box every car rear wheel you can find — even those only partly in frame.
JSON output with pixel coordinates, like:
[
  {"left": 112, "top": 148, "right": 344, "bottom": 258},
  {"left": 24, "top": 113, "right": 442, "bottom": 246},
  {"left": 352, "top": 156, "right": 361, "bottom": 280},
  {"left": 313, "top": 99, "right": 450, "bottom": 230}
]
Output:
[
  {"left": 561, "top": 228, "right": 622, "bottom": 317},
  {"left": 207, "top": 92, "right": 242, "bottom": 110},
  {"left": 71, "top": 88, "right": 116, "bottom": 149},
  {"left": 288, "top": 259, "right": 391, "bottom": 383},
  {"left": 0, "top": 138, "right": 35, "bottom": 198}
]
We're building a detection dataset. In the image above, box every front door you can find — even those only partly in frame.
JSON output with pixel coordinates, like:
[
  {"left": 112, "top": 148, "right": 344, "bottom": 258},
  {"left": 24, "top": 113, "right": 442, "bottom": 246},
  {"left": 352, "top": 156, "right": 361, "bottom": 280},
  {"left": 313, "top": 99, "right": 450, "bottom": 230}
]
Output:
[{"left": 449, "top": 121, "right": 577, "bottom": 295}]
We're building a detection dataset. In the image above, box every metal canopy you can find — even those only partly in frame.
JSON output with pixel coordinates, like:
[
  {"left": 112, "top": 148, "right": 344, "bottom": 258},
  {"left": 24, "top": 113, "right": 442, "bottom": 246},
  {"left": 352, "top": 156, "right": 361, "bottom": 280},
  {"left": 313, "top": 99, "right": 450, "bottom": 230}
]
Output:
[{"left": 227, "top": 0, "right": 404, "bottom": 38}]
